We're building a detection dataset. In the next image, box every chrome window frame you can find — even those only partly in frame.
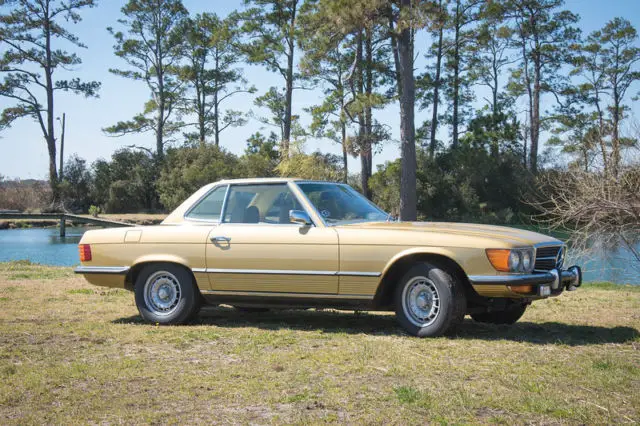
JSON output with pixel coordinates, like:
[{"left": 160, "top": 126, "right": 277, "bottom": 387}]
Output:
[
  {"left": 183, "top": 184, "right": 230, "bottom": 224},
  {"left": 219, "top": 182, "right": 318, "bottom": 227},
  {"left": 293, "top": 181, "right": 389, "bottom": 227}
]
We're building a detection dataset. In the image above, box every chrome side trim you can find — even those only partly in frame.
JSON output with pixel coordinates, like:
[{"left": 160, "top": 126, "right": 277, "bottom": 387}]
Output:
[
  {"left": 201, "top": 290, "right": 374, "bottom": 300},
  {"left": 194, "top": 268, "right": 381, "bottom": 277},
  {"left": 192, "top": 268, "right": 207, "bottom": 273},
  {"left": 336, "top": 271, "right": 381, "bottom": 277},
  {"left": 74, "top": 266, "right": 130, "bottom": 275},
  {"left": 206, "top": 268, "right": 336, "bottom": 276}
]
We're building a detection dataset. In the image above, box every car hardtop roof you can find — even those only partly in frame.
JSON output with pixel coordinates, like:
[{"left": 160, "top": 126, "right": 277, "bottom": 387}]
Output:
[{"left": 213, "top": 177, "right": 343, "bottom": 185}]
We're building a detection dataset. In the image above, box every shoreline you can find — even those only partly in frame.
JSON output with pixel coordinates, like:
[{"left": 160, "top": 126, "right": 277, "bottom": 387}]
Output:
[{"left": 0, "top": 213, "right": 166, "bottom": 230}]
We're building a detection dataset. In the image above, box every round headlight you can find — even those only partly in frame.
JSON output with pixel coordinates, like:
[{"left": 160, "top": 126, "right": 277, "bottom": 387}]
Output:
[
  {"left": 508, "top": 250, "right": 521, "bottom": 272},
  {"left": 522, "top": 250, "right": 532, "bottom": 272}
]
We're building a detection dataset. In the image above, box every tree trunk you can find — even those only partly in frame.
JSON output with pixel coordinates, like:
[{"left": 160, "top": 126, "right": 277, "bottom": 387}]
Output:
[
  {"left": 213, "top": 56, "right": 220, "bottom": 147},
  {"left": 362, "top": 27, "right": 373, "bottom": 199},
  {"left": 282, "top": 1, "right": 297, "bottom": 155},
  {"left": 197, "top": 78, "right": 206, "bottom": 146},
  {"left": 529, "top": 62, "right": 540, "bottom": 173},
  {"left": 611, "top": 87, "right": 621, "bottom": 178},
  {"left": 398, "top": 0, "right": 416, "bottom": 221},
  {"left": 451, "top": 0, "right": 461, "bottom": 149},
  {"left": 355, "top": 30, "right": 368, "bottom": 198},
  {"left": 43, "top": 4, "right": 59, "bottom": 203},
  {"left": 429, "top": 12, "right": 444, "bottom": 158},
  {"left": 341, "top": 122, "right": 348, "bottom": 183},
  {"left": 388, "top": 8, "right": 402, "bottom": 98},
  {"left": 594, "top": 89, "right": 609, "bottom": 178}
]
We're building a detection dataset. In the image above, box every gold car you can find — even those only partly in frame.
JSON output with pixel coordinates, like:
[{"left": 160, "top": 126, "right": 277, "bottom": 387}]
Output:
[{"left": 75, "top": 178, "right": 582, "bottom": 337}]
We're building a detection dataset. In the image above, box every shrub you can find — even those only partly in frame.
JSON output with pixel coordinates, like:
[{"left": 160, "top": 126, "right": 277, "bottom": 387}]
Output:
[{"left": 88, "top": 205, "right": 101, "bottom": 217}]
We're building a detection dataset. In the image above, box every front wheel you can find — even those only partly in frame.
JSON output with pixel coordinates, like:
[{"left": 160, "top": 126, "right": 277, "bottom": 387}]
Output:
[
  {"left": 134, "top": 263, "right": 201, "bottom": 324},
  {"left": 471, "top": 304, "right": 527, "bottom": 325},
  {"left": 395, "top": 262, "right": 467, "bottom": 337}
]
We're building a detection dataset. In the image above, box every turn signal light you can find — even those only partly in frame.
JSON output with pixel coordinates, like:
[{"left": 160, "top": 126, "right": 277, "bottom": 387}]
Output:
[
  {"left": 78, "top": 244, "right": 92, "bottom": 262},
  {"left": 486, "top": 249, "right": 511, "bottom": 272},
  {"left": 508, "top": 285, "right": 533, "bottom": 294}
]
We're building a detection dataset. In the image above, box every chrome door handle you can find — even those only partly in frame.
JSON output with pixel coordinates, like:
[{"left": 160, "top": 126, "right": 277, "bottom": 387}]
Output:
[{"left": 211, "top": 236, "right": 231, "bottom": 243}]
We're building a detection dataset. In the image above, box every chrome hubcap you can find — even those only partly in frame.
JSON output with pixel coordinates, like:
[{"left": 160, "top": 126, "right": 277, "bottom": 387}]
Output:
[
  {"left": 144, "top": 271, "right": 181, "bottom": 316},
  {"left": 402, "top": 277, "right": 441, "bottom": 327}
]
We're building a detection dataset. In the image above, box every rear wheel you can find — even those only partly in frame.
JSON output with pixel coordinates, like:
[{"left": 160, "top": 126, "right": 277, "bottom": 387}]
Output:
[
  {"left": 471, "top": 304, "right": 527, "bottom": 325},
  {"left": 134, "top": 263, "right": 201, "bottom": 324},
  {"left": 395, "top": 262, "right": 467, "bottom": 337}
]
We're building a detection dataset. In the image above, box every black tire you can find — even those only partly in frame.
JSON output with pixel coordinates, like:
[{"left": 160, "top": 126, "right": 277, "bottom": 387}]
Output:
[
  {"left": 134, "top": 263, "right": 201, "bottom": 324},
  {"left": 395, "top": 262, "right": 467, "bottom": 337},
  {"left": 233, "top": 306, "right": 270, "bottom": 313},
  {"left": 471, "top": 304, "right": 527, "bottom": 325}
]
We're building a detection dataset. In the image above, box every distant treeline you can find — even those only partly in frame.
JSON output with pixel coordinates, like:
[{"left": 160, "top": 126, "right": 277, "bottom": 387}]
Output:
[{"left": 1, "top": 123, "right": 536, "bottom": 225}]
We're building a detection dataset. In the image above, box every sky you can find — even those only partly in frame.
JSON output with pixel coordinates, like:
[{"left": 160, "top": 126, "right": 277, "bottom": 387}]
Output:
[{"left": 1, "top": 0, "right": 639, "bottom": 180}]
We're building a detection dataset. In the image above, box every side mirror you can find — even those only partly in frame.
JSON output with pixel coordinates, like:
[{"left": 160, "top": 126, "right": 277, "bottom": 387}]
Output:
[{"left": 289, "top": 209, "right": 312, "bottom": 226}]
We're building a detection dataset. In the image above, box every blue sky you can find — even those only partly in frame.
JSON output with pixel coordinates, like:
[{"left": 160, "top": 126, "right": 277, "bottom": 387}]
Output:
[{"left": 1, "top": 0, "right": 639, "bottom": 180}]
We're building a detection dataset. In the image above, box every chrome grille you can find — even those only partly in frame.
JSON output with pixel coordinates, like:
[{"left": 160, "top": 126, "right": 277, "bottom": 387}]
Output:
[{"left": 534, "top": 245, "right": 563, "bottom": 271}]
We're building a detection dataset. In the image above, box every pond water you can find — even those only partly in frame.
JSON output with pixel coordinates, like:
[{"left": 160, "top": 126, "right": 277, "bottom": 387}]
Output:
[{"left": 0, "top": 227, "right": 637, "bottom": 284}]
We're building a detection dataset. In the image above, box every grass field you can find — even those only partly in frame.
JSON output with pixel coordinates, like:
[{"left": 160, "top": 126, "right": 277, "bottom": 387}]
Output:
[{"left": 0, "top": 261, "right": 638, "bottom": 424}]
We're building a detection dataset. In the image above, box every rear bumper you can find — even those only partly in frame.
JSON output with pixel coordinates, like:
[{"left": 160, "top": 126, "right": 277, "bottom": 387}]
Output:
[{"left": 469, "top": 265, "right": 582, "bottom": 296}]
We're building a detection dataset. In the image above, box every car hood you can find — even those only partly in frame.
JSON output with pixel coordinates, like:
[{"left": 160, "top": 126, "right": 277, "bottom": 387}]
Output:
[{"left": 335, "top": 221, "right": 561, "bottom": 246}]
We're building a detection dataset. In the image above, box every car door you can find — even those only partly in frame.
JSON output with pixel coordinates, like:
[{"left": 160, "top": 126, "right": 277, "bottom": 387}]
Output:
[{"left": 205, "top": 182, "right": 339, "bottom": 295}]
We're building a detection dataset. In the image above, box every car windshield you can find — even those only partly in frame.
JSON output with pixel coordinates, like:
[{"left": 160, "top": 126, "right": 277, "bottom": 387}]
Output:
[{"left": 296, "top": 182, "right": 389, "bottom": 225}]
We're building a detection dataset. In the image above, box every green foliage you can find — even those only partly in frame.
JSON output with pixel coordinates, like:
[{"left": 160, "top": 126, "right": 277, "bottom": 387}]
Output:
[
  {"left": 369, "top": 160, "right": 401, "bottom": 216},
  {"left": 276, "top": 144, "right": 344, "bottom": 181},
  {"left": 90, "top": 149, "right": 156, "bottom": 213},
  {"left": 88, "top": 205, "right": 101, "bottom": 218},
  {"left": 105, "top": 0, "right": 189, "bottom": 157},
  {"left": 59, "top": 155, "right": 93, "bottom": 212},
  {"left": 371, "top": 112, "right": 531, "bottom": 223},
  {"left": 157, "top": 144, "right": 241, "bottom": 210},
  {"left": 176, "top": 13, "right": 254, "bottom": 146},
  {"left": 240, "top": 132, "right": 280, "bottom": 177}
]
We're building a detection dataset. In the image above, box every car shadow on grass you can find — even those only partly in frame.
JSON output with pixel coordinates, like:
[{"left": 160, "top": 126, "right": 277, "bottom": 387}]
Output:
[{"left": 113, "top": 306, "right": 639, "bottom": 345}]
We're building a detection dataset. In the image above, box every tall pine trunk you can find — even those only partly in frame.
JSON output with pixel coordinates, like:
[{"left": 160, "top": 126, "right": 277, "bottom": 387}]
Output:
[
  {"left": 282, "top": 0, "right": 297, "bottom": 155},
  {"left": 398, "top": 0, "right": 416, "bottom": 221},
  {"left": 529, "top": 62, "right": 540, "bottom": 173},
  {"left": 451, "top": 0, "right": 461, "bottom": 149},
  {"left": 44, "top": 4, "right": 59, "bottom": 204},
  {"left": 355, "top": 30, "right": 368, "bottom": 197},
  {"left": 362, "top": 27, "right": 373, "bottom": 199},
  {"left": 429, "top": 12, "right": 444, "bottom": 158}
]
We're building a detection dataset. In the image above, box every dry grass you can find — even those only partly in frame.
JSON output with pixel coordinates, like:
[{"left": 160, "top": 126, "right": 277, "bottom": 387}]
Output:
[{"left": 0, "top": 261, "right": 638, "bottom": 425}]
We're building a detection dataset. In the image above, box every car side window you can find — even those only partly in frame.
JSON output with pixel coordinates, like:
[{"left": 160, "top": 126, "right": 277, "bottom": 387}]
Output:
[
  {"left": 186, "top": 185, "right": 227, "bottom": 221},
  {"left": 222, "top": 184, "right": 302, "bottom": 224}
]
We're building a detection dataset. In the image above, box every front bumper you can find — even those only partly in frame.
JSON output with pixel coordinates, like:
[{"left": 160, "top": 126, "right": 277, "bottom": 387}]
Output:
[{"left": 469, "top": 265, "right": 582, "bottom": 297}]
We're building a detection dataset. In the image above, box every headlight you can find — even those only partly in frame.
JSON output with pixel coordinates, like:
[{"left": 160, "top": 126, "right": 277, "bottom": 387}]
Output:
[
  {"left": 522, "top": 250, "right": 532, "bottom": 271},
  {"left": 508, "top": 251, "right": 521, "bottom": 271},
  {"left": 486, "top": 248, "right": 535, "bottom": 273}
]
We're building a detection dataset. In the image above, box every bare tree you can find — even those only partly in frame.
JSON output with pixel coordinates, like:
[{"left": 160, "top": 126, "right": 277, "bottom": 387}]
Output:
[{"left": 531, "top": 168, "right": 640, "bottom": 273}]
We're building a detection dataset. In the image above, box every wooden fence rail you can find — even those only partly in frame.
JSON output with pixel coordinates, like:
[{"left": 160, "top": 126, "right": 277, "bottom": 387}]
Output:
[{"left": 0, "top": 213, "right": 135, "bottom": 237}]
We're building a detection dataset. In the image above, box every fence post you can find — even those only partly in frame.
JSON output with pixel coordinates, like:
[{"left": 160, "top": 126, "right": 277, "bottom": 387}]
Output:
[{"left": 59, "top": 216, "right": 66, "bottom": 237}]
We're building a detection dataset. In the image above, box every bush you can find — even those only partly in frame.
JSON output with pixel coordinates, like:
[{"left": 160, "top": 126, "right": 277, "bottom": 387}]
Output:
[
  {"left": 157, "top": 144, "right": 242, "bottom": 211},
  {"left": 88, "top": 205, "right": 101, "bottom": 217}
]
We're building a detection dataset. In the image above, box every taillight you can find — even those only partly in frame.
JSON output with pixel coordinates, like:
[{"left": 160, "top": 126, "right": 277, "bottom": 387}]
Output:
[{"left": 78, "top": 244, "right": 92, "bottom": 262}]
